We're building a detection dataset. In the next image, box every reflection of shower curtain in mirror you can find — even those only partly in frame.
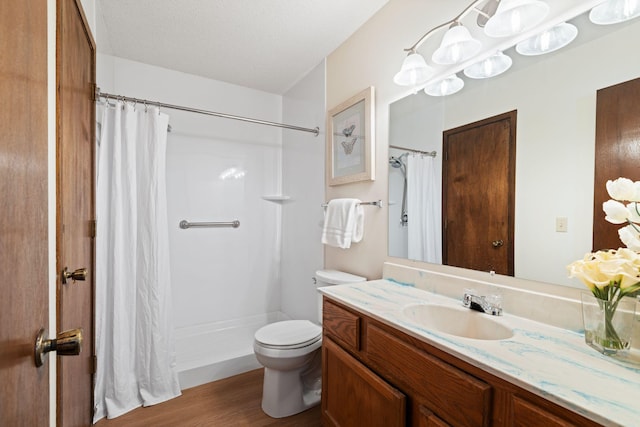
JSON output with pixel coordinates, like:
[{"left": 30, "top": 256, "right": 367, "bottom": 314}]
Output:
[{"left": 407, "top": 154, "right": 442, "bottom": 263}]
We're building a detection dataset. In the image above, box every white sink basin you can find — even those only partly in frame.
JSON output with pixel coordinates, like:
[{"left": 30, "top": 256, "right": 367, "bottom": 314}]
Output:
[{"left": 401, "top": 303, "right": 514, "bottom": 341}]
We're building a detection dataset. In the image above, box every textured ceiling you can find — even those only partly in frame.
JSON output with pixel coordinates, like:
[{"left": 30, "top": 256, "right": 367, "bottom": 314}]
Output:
[{"left": 96, "top": 0, "right": 389, "bottom": 94}]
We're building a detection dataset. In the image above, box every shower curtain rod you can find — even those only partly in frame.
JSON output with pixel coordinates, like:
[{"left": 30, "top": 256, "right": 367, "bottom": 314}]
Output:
[
  {"left": 94, "top": 87, "right": 320, "bottom": 136},
  {"left": 389, "top": 145, "right": 437, "bottom": 157}
]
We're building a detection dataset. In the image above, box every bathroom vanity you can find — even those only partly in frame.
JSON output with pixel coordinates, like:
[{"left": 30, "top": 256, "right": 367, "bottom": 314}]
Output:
[{"left": 320, "top": 279, "right": 640, "bottom": 427}]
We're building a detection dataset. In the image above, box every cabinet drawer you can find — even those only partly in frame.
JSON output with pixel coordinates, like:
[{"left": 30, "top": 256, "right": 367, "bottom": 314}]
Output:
[
  {"left": 323, "top": 298, "right": 361, "bottom": 352},
  {"left": 367, "top": 324, "right": 491, "bottom": 427},
  {"left": 512, "top": 396, "right": 576, "bottom": 427}
]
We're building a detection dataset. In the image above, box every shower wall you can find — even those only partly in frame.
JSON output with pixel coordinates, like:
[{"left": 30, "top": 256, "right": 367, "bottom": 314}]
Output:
[{"left": 97, "top": 54, "right": 287, "bottom": 387}]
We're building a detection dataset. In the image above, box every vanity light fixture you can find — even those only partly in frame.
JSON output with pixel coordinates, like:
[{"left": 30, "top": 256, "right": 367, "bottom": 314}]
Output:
[
  {"left": 589, "top": 0, "right": 640, "bottom": 25},
  {"left": 393, "top": 0, "right": 487, "bottom": 90},
  {"left": 432, "top": 23, "right": 482, "bottom": 65},
  {"left": 484, "top": 0, "right": 550, "bottom": 37},
  {"left": 424, "top": 74, "right": 465, "bottom": 96},
  {"left": 393, "top": 0, "right": 612, "bottom": 96},
  {"left": 393, "top": 51, "right": 434, "bottom": 86},
  {"left": 463, "top": 51, "right": 513, "bottom": 78},
  {"left": 515, "top": 22, "right": 578, "bottom": 56}
]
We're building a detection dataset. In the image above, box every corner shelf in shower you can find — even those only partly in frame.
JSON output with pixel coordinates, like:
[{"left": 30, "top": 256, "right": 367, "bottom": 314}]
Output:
[{"left": 261, "top": 195, "right": 291, "bottom": 203}]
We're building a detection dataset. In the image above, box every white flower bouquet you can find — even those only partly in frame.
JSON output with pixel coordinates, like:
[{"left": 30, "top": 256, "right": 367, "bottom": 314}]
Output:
[{"left": 568, "top": 178, "right": 640, "bottom": 353}]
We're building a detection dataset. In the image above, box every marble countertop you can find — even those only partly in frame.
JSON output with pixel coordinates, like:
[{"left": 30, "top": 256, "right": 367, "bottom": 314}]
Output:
[{"left": 319, "top": 279, "right": 640, "bottom": 427}]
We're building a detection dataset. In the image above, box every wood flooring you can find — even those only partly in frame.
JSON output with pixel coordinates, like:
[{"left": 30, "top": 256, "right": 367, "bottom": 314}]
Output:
[{"left": 94, "top": 368, "right": 322, "bottom": 426}]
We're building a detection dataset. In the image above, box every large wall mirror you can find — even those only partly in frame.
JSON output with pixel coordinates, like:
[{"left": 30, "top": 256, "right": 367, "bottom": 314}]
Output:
[{"left": 388, "top": 12, "right": 640, "bottom": 288}]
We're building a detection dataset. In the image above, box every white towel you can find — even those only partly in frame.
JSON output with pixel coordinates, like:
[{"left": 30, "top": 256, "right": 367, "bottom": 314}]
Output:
[{"left": 321, "top": 198, "right": 364, "bottom": 249}]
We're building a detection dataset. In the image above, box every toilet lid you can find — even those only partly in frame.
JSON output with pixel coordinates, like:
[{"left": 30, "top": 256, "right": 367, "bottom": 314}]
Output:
[{"left": 255, "top": 320, "right": 321, "bottom": 349}]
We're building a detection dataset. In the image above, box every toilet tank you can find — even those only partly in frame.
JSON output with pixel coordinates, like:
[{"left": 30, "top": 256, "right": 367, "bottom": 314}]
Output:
[{"left": 315, "top": 269, "right": 366, "bottom": 322}]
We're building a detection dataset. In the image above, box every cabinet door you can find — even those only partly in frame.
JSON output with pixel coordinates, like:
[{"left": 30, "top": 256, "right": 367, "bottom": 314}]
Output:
[
  {"left": 322, "top": 338, "right": 406, "bottom": 427},
  {"left": 418, "top": 406, "right": 451, "bottom": 427}
]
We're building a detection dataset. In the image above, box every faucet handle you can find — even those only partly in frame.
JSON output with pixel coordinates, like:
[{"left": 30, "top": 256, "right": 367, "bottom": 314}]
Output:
[
  {"left": 462, "top": 288, "right": 478, "bottom": 308},
  {"left": 462, "top": 293, "right": 472, "bottom": 307},
  {"left": 462, "top": 288, "right": 476, "bottom": 307},
  {"left": 485, "top": 294, "right": 502, "bottom": 306},
  {"left": 485, "top": 294, "right": 503, "bottom": 315}
]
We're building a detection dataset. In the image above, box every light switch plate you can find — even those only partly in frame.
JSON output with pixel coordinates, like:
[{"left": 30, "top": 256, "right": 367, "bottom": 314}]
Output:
[{"left": 556, "top": 217, "right": 568, "bottom": 232}]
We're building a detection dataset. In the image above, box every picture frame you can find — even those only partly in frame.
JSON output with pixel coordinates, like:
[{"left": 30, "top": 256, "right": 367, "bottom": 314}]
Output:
[{"left": 326, "top": 86, "right": 375, "bottom": 186}]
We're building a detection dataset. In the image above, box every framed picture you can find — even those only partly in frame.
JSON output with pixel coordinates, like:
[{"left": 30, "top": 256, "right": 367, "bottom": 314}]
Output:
[{"left": 326, "top": 87, "right": 375, "bottom": 186}]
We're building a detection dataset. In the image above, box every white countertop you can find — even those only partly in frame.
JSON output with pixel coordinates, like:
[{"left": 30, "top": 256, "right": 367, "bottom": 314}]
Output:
[{"left": 319, "top": 279, "right": 640, "bottom": 427}]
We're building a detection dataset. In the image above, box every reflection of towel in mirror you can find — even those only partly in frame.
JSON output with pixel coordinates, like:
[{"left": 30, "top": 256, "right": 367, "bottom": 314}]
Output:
[{"left": 321, "top": 198, "right": 364, "bottom": 249}]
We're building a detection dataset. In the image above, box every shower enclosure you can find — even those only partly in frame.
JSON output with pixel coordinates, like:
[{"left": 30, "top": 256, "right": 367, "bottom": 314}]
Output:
[{"left": 97, "top": 54, "right": 325, "bottom": 392}]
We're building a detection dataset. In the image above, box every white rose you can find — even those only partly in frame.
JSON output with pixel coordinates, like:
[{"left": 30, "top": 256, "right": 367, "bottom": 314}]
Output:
[
  {"left": 603, "top": 199, "right": 629, "bottom": 224},
  {"left": 607, "top": 178, "right": 640, "bottom": 202}
]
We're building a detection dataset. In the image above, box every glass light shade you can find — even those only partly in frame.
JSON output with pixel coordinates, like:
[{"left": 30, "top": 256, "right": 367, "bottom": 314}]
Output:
[
  {"left": 431, "top": 25, "right": 482, "bottom": 65},
  {"left": 484, "top": 0, "right": 550, "bottom": 37},
  {"left": 590, "top": 0, "right": 640, "bottom": 25},
  {"left": 463, "top": 51, "right": 513, "bottom": 79},
  {"left": 424, "top": 74, "right": 464, "bottom": 96},
  {"left": 393, "top": 53, "right": 434, "bottom": 86},
  {"left": 515, "top": 22, "right": 578, "bottom": 56}
]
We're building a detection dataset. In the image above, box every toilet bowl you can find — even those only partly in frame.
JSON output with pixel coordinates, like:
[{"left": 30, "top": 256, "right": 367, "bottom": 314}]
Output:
[{"left": 253, "top": 269, "right": 366, "bottom": 418}]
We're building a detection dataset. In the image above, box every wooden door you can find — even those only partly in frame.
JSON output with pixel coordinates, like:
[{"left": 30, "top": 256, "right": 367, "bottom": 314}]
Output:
[
  {"left": 0, "top": 0, "right": 50, "bottom": 424},
  {"left": 322, "top": 338, "right": 406, "bottom": 427},
  {"left": 56, "top": 0, "right": 96, "bottom": 425},
  {"left": 442, "top": 111, "right": 516, "bottom": 276},
  {"left": 592, "top": 77, "right": 640, "bottom": 251}
]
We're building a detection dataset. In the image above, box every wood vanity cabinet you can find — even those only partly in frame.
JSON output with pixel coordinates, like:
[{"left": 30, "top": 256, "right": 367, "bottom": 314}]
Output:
[{"left": 321, "top": 297, "right": 601, "bottom": 427}]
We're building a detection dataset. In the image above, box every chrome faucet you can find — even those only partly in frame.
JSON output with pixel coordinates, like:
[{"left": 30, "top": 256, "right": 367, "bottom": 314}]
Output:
[{"left": 462, "top": 292, "right": 503, "bottom": 316}]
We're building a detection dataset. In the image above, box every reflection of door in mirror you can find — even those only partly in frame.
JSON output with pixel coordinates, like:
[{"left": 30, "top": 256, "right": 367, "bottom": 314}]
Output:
[
  {"left": 442, "top": 111, "right": 516, "bottom": 276},
  {"left": 593, "top": 77, "right": 640, "bottom": 252}
]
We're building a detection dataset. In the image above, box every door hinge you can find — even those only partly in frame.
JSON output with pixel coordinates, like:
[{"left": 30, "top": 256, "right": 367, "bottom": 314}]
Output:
[
  {"left": 92, "top": 355, "right": 97, "bottom": 374},
  {"left": 90, "top": 219, "right": 97, "bottom": 238}
]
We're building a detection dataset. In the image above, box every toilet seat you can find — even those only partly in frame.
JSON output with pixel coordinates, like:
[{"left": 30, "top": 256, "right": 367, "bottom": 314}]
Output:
[{"left": 255, "top": 320, "right": 321, "bottom": 350}]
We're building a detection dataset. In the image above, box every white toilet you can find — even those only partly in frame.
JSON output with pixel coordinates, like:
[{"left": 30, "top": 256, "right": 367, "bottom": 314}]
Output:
[{"left": 253, "top": 269, "right": 366, "bottom": 418}]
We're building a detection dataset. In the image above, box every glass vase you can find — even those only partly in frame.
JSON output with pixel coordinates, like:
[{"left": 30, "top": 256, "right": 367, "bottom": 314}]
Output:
[{"left": 581, "top": 292, "right": 636, "bottom": 355}]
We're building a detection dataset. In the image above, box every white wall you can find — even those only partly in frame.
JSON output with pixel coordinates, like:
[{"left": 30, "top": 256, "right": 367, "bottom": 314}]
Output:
[
  {"left": 79, "top": 0, "right": 95, "bottom": 37},
  {"left": 280, "top": 61, "right": 326, "bottom": 322},
  {"left": 97, "top": 54, "right": 285, "bottom": 328},
  {"left": 326, "top": 0, "right": 640, "bottom": 286},
  {"left": 325, "top": 0, "right": 463, "bottom": 279}
]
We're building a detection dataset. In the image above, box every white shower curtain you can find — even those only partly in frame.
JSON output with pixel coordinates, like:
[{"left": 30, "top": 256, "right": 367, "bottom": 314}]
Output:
[
  {"left": 407, "top": 154, "right": 442, "bottom": 264},
  {"left": 94, "top": 102, "right": 181, "bottom": 422}
]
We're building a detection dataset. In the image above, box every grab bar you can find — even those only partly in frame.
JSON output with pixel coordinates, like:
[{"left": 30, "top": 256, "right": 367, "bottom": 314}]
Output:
[
  {"left": 321, "top": 200, "right": 383, "bottom": 208},
  {"left": 179, "top": 220, "right": 240, "bottom": 229}
]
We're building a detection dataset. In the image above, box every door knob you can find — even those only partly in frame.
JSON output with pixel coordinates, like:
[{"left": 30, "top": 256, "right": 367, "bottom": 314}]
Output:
[
  {"left": 61, "top": 267, "right": 87, "bottom": 284},
  {"left": 34, "top": 328, "right": 83, "bottom": 367},
  {"left": 492, "top": 240, "right": 504, "bottom": 248}
]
